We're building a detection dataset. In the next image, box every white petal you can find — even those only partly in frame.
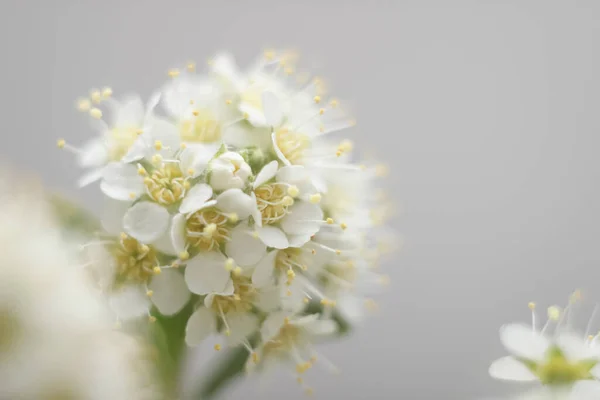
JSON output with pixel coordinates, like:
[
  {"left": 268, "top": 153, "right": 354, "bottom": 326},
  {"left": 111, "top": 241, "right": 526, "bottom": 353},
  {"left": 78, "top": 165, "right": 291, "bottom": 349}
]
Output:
[
  {"left": 276, "top": 165, "right": 308, "bottom": 185},
  {"left": 186, "top": 307, "right": 216, "bottom": 346},
  {"left": 253, "top": 160, "right": 279, "bottom": 189},
  {"left": 252, "top": 251, "right": 277, "bottom": 288},
  {"left": 239, "top": 103, "right": 267, "bottom": 127},
  {"left": 179, "top": 184, "right": 213, "bottom": 214},
  {"left": 109, "top": 285, "right": 151, "bottom": 320},
  {"left": 123, "top": 202, "right": 170, "bottom": 243},
  {"left": 152, "top": 226, "right": 177, "bottom": 256},
  {"left": 146, "top": 117, "right": 181, "bottom": 154},
  {"left": 556, "top": 332, "right": 596, "bottom": 361},
  {"left": 225, "top": 224, "right": 266, "bottom": 267},
  {"left": 499, "top": 324, "right": 549, "bottom": 362},
  {"left": 254, "top": 285, "right": 281, "bottom": 312},
  {"left": 149, "top": 269, "right": 191, "bottom": 316},
  {"left": 114, "top": 95, "right": 144, "bottom": 126},
  {"left": 488, "top": 356, "right": 537, "bottom": 382},
  {"left": 574, "top": 379, "right": 600, "bottom": 398},
  {"left": 305, "top": 320, "right": 337, "bottom": 337},
  {"left": 216, "top": 189, "right": 254, "bottom": 219},
  {"left": 280, "top": 201, "right": 323, "bottom": 236},
  {"left": 256, "top": 226, "right": 288, "bottom": 249},
  {"left": 226, "top": 313, "right": 259, "bottom": 345},
  {"left": 287, "top": 234, "right": 312, "bottom": 248},
  {"left": 180, "top": 145, "right": 219, "bottom": 178},
  {"left": 101, "top": 198, "right": 131, "bottom": 235},
  {"left": 210, "top": 52, "right": 244, "bottom": 90},
  {"left": 78, "top": 168, "right": 104, "bottom": 187},
  {"left": 121, "top": 136, "right": 147, "bottom": 163},
  {"left": 250, "top": 192, "right": 262, "bottom": 228},
  {"left": 185, "top": 251, "right": 232, "bottom": 295},
  {"left": 272, "top": 132, "right": 292, "bottom": 166},
  {"left": 100, "top": 162, "right": 144, "bottom": 201},
  {"left": 262, "top": 91, "right": 283, "bottom": 127},
  {"left": 78, "top": 138, "right": 108, "bottom": 168},
  {"left": 170, "top": 214, "right": 187, "bottom": 255},
  {"left": 145, "top": 91, "right": 162, "bottom": 118},
  {"left": 261, "top": 312, "right": 287, "bottom": 342}
]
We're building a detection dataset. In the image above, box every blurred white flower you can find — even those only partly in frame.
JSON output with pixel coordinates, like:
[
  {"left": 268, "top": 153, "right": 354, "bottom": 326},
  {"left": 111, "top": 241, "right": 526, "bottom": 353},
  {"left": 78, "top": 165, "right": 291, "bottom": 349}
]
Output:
[{"left": 0, "top": 171, "right": 160, "bottom": 400}]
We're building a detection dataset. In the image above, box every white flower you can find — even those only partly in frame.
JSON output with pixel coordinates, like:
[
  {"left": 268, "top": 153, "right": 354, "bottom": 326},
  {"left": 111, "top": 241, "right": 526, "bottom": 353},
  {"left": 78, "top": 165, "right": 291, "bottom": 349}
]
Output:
[
  {"left": 209, "top": 151, "right": 252, "bottom": 191},
  {"left": 490, "top": 301, "right": 600, "bottom": 398},
  {"left": 0, "top": 170, "right": 159, "bottom": 400}
]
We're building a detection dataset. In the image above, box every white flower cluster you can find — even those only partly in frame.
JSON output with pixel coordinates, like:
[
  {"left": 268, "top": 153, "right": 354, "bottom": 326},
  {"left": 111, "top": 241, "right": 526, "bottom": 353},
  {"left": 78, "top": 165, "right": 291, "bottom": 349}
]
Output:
[
  {"left": 0, "top": 171, "right": 158, "bottom": 400},
  {"left": 489, "top": 293, "right": 600, "bottom": 400},
  {"left": 60, "top": 50, "right": 395, "bottom": 385}
]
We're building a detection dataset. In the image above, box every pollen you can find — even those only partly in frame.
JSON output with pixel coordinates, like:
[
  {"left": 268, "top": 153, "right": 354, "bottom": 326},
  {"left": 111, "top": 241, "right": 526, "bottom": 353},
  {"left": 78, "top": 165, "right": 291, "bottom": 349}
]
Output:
[
  {"left": 340, "top": 222, "right": 348, "bottom": 230},
  {"left": 528, "top": 302, "right": 536, "bottom": 310},
  {"left": 153, "top": 266, "right": 162, "bottom": 275},
  {"left": 225, "top": 99, "right": 232, "bottom": 105},
  {"left": 76, "top": 98, "right": 91, "bottom": 112},
  {"left": 224, "top": 330, "right": 231, "bottom": 337},
  {"left": 90, "top": 90, "right": 102, "bottom": 104},
  {"left": 287, "top": 185, "right": 300, "bottom": 197},
  {"left": 224, "top": 258, "right": 235, "bottom": 271},
  {"left": 233, "top": 267, "right": 242, "bottom": 276},
  {"left": 56, "top": 139, "right": 66, "bottom": 149},
  {"left": 252, "top": 352, "right": 259, "bottom": 363},
  {"left": 179, "top": 251, "right": 190, "bottom": 261},
  {"left": 548, "top": 306, "right": 561, "bottom": 321},
  {"left": 148, "top": 316, "right": 157, "bottom": 323},
  {"left": 326, "top": 218, "right": 334, "bottom": 225},
  {"left": 168, "top": 68, "right": 180, "bottom": 78},
  {"left": 214, "top": 344, "right": 221, "bottom": 351},
  {"left": 128, "top": 192, "right": 136, "bottom": 199},
  {"left": 89, "top": 108, "right": 103, "bottom": 119},
  {"left": 102, "top": 87, "right": 113, "bottom": 98},
  {"left": 137, "top": 166, "right": 147, "bottom": 176},
  {"left": 309, "top": 193, "right": 321, "bottom": 204},
  {"left": 264, "top": 49, "right": 276, "bottom": 60},
  {"left": 154, "top": 140, "right": 163, "bottom": 151},
  {"left": 228, "top": 213, "right": 239, "bottom": 223},
  {"left": 187, "top": 62, "right": 196, "bottom": 72},
  {"left": 319, "top": 108, "right": 325, "bottom": 115},
  {"left": 146, "top": 290, "right": 154, "bottom": 297},
  {"left": 313, "top": 96, "right": 321, "bottom": 104}
]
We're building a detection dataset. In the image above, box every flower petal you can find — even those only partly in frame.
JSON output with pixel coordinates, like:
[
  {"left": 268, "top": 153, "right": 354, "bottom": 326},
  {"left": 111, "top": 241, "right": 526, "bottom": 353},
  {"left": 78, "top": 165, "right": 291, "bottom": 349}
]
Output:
[
  {"left": 170, "top": 214, "right": 187, "bottom": 255},
  {"left": 121, "top": 136, "right": 148, "bottom": 163},
  {"left": 149, "top": 269, "right": 191, "bottom": 316},
  {"left": 109, "top": 285, "right": 151, "bottom": 320},
  {"left": 114, "top": 95, "right": 144, "bottom": 126},
  {"left": 252, "top": 251, "right": 277, "bottom": 288},
  {"left": 179, "top": 184, "right": 214, "bottom": 214},
  {"left": 261, "top": 312, "right": 287, "bottom": 342},
  {"left": 305, "top": 320, "right": 337, "bottom": 337},
  {"left": 78, "top": 138, "right": 108, "bottom": 168},
  {"left": 262, "top": 91, "right": 283, "bottom": 127},
  {"left": 216, "top": 189, "right": 254, "bottom": 219},
  {"left": 256, "top": 226, "right": 288, "bottom": 249},
  {"left": 101, "top": 198, "right": 131, "bottom": 235},
  {"left": 250, "top": 192, "right": 262, "bottom": 228},
  {"left": 100, "top": 162, "right": 145, "bottom": 201},
  {"left": 78, "top": 167, "right": 104, "bottom": 188},
  {"left": 185, "top": 251, "right": 231, "bottom": 295},
  {"left": 272, "top": 132, "right": 292, "bottom": 166},
  {"left": 146, "top": 116, "right": 181, "bottom": 155},
  {"left": 499, "top": 324, "right": 549, "bottom": 362},
  {"left": 123, "top": 202, "right": 170, "bottom": 243},
  {"left": 571, "top": 381, "right": 600, "bottom": 399},
  {"left": 276, "top": 165, "right": 308, "bottom": 185},
  {"left": 287, "top": 234, "right": 312, "bottom": 248},
  {"left": 489, "top": 356, "right": 537, "bottom": 382},
  {"left": 280, "top": 201, "right": 323, "bottom": 236},
  {"left": 226, "top": 313, "right": 259, "bottom": 345},
  {"left": 225, "top": 224, "right": 266, "bottom": 267},
  {"left": 253, "top": 160, "right": 279, "bottom": 189},
  {"left": 556, "top": 332, "right": 598, "bottom": 361},
  {"left": 186, "top": 307, "right": 216, "bottom": 346}
]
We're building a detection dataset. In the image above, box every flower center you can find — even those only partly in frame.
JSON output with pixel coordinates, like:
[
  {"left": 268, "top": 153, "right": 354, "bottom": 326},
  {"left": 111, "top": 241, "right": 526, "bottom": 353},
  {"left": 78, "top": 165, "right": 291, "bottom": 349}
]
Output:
[
  {"left": 528, "top": 347, "right": 596, "bottom": 385},
  {"left": 211, "top": 275, "right": 256, "bottom": 314},
  {"left": 108, "top": 125, "right": 142, "bottom": 161},
  {"left": 263, "top": 322, "right": 302, "bottom": 356},
  {"left": 113, "top": 235, "right": 158, "bottom": 286},
  {"left": 276, "top": 248, "right": 308, "bottom": 285},
  {"left": 179, "top": 109, "right": 221, "bottom": 143},
  {"left": 254, "top": 184, "right": 294, "bottom": 225},
  {"left": 274, "top": 128, "right": 310, "bottom": 164},
  {"left": 144, "top": 163, "right": 188, "bottom": 206},
  {"left": 185, "top": 207, "right": 230, "bottom": 252}
]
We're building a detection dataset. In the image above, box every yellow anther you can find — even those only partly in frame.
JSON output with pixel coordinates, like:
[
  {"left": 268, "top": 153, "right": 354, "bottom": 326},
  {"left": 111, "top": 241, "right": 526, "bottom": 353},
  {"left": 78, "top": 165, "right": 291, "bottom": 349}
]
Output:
[
  {"left": 214, "top": 344, "right": 221, "bottom": 351},
  {"left": 336, "top": 150, "right": 343, "bottom": 157},
  {"left": 297, "top": 377, "right": 303, "bottom": 384},
  {"left": 90, "top": 90, "right": 102, "bottom": 104},
  {"left": 148, "top": 316, "right": 157, "bottom": 323},
  {"left": 283, "top": 196, "right": 294, "bottom": 206},
  {"left": 233, "top": 266, "right": 242, "bottom": 276},
  {"left": 185, "top": 168, "right": 195, "bottom": 177},
  {"left": 183, "top": 180, "right": 191, "bottom": 190},
  {"left": 243, "top": 112, "right": 249, "bottom": 119},
  {"left": 309, "top": 193, "right": 321, "bottom": 204},
  {"left": 287, "top": 185, "right": 300, "bottom": 197},
  {"left": 135, "top": 128, "right": 144, "bottom": 135},
  {"left": 146, "top": 290, "right": 154, "bottom": 297},
  {"left": 179, "top": 251, "right": 190, "bottom": 261},
  {"left": 251, "top": 231, "right": 260, "bottom": 239},
  {"left": 76, "top": 98, "right": 91, "bottom": 112},
  {"left": 224, "top": 258, "right": 235, "bottom": 271},
  {"left": 224, "top": 329, "right": 231, "bottom": 337},
  {"left": 311, "top": 249, "right": 316, "bottom": 255},
  {"left": 286, "top": 269, "right": 296, "bottom": 279},
  {"left": 89, "top": 108, "right": 103, "bottom": 119},
  {"left": 180, "top": 143, "right": 187, "bottom": 149},
  {"left": 589, "top": 335, "right": 595, "bottom": 341},
  {"left": 319, "top": 108, "right": 325, "bottom": 115},
  {"left": 305, "top": 388, "right": 314, "bottom": 396},
  {"left": 319, "top": 125, "right": 325, "bottom": 133},
  {"left": 301, "top": 265, "right": 308, "bottom": 271},
  {"left": 128, "top": 192, "right": 137, "bottom": 199},
  {"left": 143, "top": 177, "right": 153, "bottom": 185},
  {"left": 252, "top": 352, "right": 259, "bottom": 363},
  {"left": 264, "top": 49, "right": 275, "bottom": 60},
  {"left": 225, "top": 99, "right": 232, "bottom": 105},
  {"left": 359, "top": 164, "right": 367, "bottom": 171},
  {"left": 320, "top": 299, "right": 330, "bottom": 306},
  {"left": 171, "top": 261, "right": 180, "bottom": 268},
  {"left": 192, "top": 109, "right": 199, "bottom": 116},
  {"left": 338, "top": 139, "right": 353, "bottom": 152},
  {"left": 151, "top": 154, "right": 163, "bottom": 164},
  {"left": 168, "top": 68, "right": 180, "bottom": 78},
  {"left": 313, "top": 95, "right": 321, "bottom": 104},
  {"left": 187, "top": 62, "right": 196, "bottom": 72},
  {"left": 303, "top": 297, "right": 310, "bottom": 304},
  {"left": 56, "top": 139, "right": 66, "bottom": 149},
  {"left": 140, "top": 244, "right": 150, "bottom": 253},
  {"left": 120, "top": 232, "right": 128, "bottom": 240},
  {"left": 101, "top": 87, "right": 113, "bottom": 98},
  {"left": 330, "top": 99, "right": 339, "bottom": 108},
  {"left": 153, "top": 266, "right": 162, "bottom": 275},
  {"left": 340, "top": 222, "right": 348, "bottom": 230},
  {"left": 137, "top": 166, "right": 147, "bottom": 176},
  {"left": 326, "top": 218, "right": 334, "bottom": 225},
  {"left": 528, "top": 302, "right": 536, "bottom": 310},
  {"left": 286, "top": 289, "right": 292, "bottom": 297},
  {"left": 228, "top": 213, "right": 239, "bottom": 223},
  {"left": 154, "top": 140, "right": 163, "bottom": 151},
  {"left": 284, "top": 317, "right": 290, "bottom": 325},
  {"left": 548, "top": 306, "right": 561, "bottom": 321},
  {"left": 285, "top": 67, "right": 294, "bottom": 75}
]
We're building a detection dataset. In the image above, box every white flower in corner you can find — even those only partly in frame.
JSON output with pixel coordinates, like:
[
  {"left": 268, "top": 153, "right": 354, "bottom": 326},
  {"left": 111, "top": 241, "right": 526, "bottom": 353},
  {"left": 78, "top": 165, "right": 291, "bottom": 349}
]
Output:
[
  {"left": 490, "top": 303, "right": 600, "bottom": 398},
  {"left": 209, "top": 151, "right": 252, "bottom": 191}
]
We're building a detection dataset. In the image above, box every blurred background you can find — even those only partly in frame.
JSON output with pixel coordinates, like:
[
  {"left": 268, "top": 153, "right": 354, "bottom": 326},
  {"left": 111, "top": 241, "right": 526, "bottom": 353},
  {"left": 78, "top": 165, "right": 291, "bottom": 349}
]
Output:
[{"left": 2, "top": 0, "right": 600, "bottom": 398}]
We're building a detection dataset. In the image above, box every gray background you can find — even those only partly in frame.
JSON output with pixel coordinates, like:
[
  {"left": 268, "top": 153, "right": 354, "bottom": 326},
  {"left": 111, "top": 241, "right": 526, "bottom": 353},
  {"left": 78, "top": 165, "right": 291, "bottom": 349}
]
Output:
[{"left": 2, "top": 0, "right": 600, "bottom": 399}]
